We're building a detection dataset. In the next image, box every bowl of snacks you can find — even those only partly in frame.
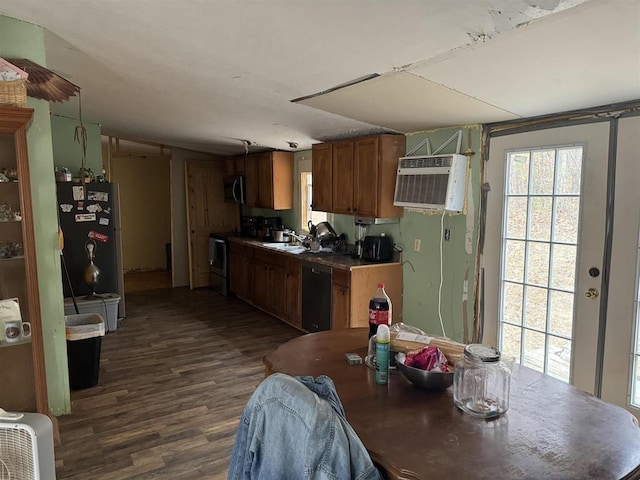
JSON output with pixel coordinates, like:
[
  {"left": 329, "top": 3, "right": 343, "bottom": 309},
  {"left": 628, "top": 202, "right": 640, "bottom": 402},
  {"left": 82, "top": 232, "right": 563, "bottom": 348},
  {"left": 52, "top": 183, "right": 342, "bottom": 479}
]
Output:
[{"left": 395, "top": 347, "right": 454, "bottom": 391}]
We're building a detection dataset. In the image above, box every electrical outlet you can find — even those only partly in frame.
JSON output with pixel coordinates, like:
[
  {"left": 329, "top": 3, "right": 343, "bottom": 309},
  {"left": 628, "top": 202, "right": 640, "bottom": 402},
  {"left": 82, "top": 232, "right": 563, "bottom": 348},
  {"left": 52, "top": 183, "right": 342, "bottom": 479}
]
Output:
[
  {"left": 444, "top": 229, "right": 450, "bottom": 241},
  {"left": 413, "top": 239, "right": 421, "bottom": 252}
]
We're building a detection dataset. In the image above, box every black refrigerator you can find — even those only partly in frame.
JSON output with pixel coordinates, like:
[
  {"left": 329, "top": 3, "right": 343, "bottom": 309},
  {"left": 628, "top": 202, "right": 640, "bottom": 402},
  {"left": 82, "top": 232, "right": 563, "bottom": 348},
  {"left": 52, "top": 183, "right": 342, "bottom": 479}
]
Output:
[{"left": 56, "top": 182, "right": 124, "bottom": 307}]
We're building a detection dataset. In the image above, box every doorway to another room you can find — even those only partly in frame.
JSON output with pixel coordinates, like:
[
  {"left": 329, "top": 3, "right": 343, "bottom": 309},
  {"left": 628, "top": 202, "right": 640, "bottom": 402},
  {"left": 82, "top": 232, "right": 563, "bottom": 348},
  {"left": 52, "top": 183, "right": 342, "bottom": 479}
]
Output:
[{"left": 105, "top": 138, "right": 172, "bottom": 293}]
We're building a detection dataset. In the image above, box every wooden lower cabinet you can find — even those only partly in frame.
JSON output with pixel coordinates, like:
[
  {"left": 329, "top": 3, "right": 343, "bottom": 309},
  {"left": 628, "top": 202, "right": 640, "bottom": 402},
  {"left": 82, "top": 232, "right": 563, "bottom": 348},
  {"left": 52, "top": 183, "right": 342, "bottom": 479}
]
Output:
[
  {"left": 229, "top": 240, "right": 402, "bottom": 331},
  {"left": 231, "top": 242, "right": 302, "bottom": 329},
  {"left": 270, "top": 265, "right": 288, "bottom": 318},
  {"left": 333, "top": 264, "right": 403, "bottom": 329},
  {"left": 253, "top": 261, "right": 271, "bottom": 310},
  {"left": 285, "top": 258, "right": 301, "bottom": 328},
  {"left": 332, "top": 268, "right": 351, "bottom": 329}
]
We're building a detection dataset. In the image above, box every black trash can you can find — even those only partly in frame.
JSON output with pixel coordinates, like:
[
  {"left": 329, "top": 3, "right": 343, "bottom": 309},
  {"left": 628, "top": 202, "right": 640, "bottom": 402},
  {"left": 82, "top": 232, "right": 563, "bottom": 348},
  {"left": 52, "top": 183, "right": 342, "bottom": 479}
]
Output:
[{"left": 65, "top": 313, "right": 105, "bottom": 390}]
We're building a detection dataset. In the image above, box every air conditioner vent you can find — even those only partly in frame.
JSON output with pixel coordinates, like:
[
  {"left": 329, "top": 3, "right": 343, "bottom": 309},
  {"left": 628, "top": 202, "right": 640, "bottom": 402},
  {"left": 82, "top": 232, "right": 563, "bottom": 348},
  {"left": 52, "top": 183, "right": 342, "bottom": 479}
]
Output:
[
  {"left": 393, "top": 153, "right": 467, "bottom": 212},
  {"left": 398, "top": 155, "right": 453, "bottom": 169}
]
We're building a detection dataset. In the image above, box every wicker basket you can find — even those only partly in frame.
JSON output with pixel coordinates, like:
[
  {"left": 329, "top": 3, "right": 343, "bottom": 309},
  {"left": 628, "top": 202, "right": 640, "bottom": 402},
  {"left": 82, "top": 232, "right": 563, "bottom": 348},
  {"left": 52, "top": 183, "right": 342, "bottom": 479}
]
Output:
[{"left": 0, "top": 79, "right": 27, "bottom": 108}]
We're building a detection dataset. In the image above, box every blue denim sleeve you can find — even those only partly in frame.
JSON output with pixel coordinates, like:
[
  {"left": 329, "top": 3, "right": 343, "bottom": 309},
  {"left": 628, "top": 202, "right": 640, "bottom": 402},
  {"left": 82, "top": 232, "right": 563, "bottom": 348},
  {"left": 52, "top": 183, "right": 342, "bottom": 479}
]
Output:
[
  {"left": 228, "top": 373, "right": 381, "bottom": 480},
  {"left": 295, "top": 374, "right": 346, "bottom": 417}
]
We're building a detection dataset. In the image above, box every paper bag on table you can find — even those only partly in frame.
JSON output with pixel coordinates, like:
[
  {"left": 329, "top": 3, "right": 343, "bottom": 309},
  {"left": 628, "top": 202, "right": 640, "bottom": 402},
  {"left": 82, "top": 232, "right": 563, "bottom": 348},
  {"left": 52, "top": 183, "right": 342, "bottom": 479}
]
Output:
[{"left": 390, "top": 323, "right": 465, "bottom": 365}]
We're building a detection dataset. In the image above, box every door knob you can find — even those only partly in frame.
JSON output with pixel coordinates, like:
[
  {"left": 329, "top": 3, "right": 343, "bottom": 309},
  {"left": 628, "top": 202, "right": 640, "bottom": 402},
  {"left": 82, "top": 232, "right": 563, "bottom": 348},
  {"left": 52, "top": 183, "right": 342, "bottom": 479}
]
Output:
[{"left": 585, "top": 288, "right": 599, "bottom": 299}]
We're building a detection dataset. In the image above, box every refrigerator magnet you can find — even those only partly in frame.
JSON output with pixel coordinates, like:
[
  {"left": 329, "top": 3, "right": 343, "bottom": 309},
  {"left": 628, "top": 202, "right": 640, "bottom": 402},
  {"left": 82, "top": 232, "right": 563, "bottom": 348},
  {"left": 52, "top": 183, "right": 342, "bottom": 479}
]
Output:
[
  {"left": 60, "top": 204, "right": 73, "bottom": 213},
  {"left": 75, "top": 213, "right": 96, "bottom": 222},
  {"left": 99, "top": 217, "right": 109, "bottom": 226},
  {"left": 77, "top": 201, "right": 84, "bottom": 211},
  {"left": 72, "top": 185, "right": 84, "bottom": 201},
  {"left": 87, "top": 203, "right": 102, "bottom": 213},
  {"left": 88, "top": 191, "right": 108, "bottom": 202},
  {"left": 88, "top": 230, "right": 109, "bottom": 243}
]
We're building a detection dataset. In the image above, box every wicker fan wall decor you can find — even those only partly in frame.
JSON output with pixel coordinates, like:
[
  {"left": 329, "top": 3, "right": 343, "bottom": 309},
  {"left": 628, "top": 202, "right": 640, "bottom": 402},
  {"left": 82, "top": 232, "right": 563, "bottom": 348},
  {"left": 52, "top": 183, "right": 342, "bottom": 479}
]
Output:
[{"left": 5, "top": 58, "right": 79, "bottom": 102}]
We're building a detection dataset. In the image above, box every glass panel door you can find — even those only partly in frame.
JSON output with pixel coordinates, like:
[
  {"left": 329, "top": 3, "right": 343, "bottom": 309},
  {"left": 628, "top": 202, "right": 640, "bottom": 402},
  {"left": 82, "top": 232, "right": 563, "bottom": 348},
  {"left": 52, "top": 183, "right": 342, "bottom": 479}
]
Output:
[
  {"left": 500, "top": 145, "right": 583, "bottom": 382},
  {"left": 485, "top": 122, "right": 610, "bottom": 395}
]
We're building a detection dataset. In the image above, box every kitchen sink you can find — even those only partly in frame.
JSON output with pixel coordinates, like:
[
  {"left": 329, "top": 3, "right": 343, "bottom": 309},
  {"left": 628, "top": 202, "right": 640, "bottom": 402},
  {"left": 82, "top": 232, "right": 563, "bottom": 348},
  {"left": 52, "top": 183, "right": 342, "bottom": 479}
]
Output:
[{"left": 261, "top": 243, "right": 307, "bottom": 254}]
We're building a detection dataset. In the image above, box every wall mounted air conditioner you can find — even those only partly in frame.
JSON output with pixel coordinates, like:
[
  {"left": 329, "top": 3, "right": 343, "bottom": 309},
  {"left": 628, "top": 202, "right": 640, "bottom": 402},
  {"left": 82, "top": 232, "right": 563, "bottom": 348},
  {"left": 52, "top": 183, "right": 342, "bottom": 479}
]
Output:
[{"left": 393, "top": 153, "right": 468, "bottom": 213}]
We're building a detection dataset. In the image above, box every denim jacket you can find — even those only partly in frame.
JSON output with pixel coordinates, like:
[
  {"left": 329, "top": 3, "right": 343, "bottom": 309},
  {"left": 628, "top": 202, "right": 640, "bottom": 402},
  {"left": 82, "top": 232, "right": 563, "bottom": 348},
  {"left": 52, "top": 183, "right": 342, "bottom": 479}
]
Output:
[{"left": 227, "top": 373, "right": 381, "bottom": 480}]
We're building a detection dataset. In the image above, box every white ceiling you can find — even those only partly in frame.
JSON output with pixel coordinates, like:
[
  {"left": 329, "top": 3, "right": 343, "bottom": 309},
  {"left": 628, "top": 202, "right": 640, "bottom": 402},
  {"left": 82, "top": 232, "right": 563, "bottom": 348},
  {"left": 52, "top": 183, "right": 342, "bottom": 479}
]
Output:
[{"left": 1, "top": 0, "right": 638, "bottom": 156}]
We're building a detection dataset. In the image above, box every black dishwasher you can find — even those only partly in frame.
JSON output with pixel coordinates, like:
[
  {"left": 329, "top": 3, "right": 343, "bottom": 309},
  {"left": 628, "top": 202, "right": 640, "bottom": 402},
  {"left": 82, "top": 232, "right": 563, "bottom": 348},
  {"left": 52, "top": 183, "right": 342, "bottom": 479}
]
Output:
[{"left": 302, "top": 262, "right": 332, "bottom": 332}]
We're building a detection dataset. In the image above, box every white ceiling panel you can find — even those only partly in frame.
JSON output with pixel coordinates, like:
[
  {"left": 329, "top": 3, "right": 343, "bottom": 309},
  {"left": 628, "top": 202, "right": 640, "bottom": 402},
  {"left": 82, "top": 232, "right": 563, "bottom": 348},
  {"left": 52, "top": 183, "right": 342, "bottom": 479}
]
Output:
[
  {"left": 297, "top": 72, "right": 519, "bottom": 133},
  {"left": 408, "top": 0, "right": 640, "bottom": 117},
  {"left": 0, "top": 0, "right": 635, "bottom": 154}
]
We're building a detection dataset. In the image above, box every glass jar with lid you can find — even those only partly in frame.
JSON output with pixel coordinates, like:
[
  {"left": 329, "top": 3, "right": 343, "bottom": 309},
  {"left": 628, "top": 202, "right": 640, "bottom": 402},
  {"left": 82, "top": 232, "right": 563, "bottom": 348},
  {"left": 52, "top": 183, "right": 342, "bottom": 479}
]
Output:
[{"left": 453, "top": 344, "right": 511, "bottom": 418}]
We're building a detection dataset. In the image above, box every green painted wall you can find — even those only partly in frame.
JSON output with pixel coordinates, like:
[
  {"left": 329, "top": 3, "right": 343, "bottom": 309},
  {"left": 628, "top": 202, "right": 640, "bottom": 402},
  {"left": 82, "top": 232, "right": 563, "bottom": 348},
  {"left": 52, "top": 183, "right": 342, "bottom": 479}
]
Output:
[
  {"left": 51, "top": 115, "right": 102, "bottom": 175},
  {"left": 253, "top": 127, "right": 482, "bottom": 343},
  {"left": 400, "top": 127, "right": 481, "bottom": 342},
  {"left": 0, "top": 15, "right": 70, "bottom": 414}
]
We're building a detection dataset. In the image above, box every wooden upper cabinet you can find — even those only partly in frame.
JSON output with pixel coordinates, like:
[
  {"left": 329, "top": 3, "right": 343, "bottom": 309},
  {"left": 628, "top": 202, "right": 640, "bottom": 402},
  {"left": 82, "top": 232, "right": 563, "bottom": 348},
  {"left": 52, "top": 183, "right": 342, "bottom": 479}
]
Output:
[
  {"left": 244, "top": 154, "right": 259, "bottom": 207},
  {"left": 353, "top": 136, "right": 379, "bottom": 217},
  {"left": 313, "top": 134, "right": 405, "bottom": 218},
  {"left": 256, "top": 152, "right": 273, "bottom": 208},
  {"left": 233, "top": 151, "right": 292, "bottom": 210},
  {"left": 224, "top": 157, "right": 235, "bottom": 177},
  {"left": 311, "top": 143, "right": 333, "bottom": 212},
  {"left": 332, "top": 141, "right": 354, "bottom": 215},
  {"left": 235, "top": 156, "right": 245, "bottom": 176},
  {"left": 373, "top": 134, "right": 405, "bottom": 218}
]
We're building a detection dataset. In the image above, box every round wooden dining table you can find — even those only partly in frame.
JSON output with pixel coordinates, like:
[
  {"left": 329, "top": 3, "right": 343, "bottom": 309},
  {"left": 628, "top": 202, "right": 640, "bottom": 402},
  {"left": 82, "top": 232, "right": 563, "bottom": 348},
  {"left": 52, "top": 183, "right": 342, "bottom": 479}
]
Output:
[{"left": 263, "top": 328, "right": 640, "bottom": 480}]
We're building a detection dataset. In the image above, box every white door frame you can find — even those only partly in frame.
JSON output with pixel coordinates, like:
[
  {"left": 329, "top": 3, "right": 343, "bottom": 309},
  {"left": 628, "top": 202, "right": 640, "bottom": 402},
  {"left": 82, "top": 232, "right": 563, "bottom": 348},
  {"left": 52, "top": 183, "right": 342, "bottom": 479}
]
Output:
[
  {"left": 602, "top": 114, "right": 640, "bottom": 408},
  {"left": 479, "top": 101, "right": 640, "bottom": 409},
  {"left": 484, "top": 121, "right": 609, "bottom": 394}
]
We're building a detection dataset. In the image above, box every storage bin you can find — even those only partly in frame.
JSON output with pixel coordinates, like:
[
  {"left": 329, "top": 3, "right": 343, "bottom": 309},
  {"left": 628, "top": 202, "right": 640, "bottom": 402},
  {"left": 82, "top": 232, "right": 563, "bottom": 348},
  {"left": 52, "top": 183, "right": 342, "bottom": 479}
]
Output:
[
  {"left": 64, "top": 294, "right": 120, "bottom": 332},
  {"left": 65, "top": 313, "right": 105, "bottom": 390}
]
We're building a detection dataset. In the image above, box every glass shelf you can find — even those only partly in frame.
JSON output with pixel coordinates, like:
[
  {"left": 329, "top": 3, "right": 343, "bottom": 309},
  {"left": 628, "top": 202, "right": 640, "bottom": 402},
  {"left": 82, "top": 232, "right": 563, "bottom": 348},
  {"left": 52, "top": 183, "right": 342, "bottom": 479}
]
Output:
[
  {"left": 0, "top": 337, "right": 32, "bottom": 348},
  {"left": 0, "top": 255, "right": 24, "bottom": 261}
]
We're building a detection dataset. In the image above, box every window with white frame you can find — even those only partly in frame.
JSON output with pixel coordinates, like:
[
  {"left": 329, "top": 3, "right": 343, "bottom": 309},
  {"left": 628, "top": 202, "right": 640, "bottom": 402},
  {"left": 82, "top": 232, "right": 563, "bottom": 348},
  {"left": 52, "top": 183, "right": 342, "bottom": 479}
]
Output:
[{"left": 298, "top": 158, "right": 327, "bottom": 232}]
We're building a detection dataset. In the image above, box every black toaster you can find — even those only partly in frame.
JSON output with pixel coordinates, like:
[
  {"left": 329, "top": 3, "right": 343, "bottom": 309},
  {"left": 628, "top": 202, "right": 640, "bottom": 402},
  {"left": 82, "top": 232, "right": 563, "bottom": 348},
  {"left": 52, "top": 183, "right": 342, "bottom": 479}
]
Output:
[{"left": 362, "top": 235, "right": 394, "bottom": 262}]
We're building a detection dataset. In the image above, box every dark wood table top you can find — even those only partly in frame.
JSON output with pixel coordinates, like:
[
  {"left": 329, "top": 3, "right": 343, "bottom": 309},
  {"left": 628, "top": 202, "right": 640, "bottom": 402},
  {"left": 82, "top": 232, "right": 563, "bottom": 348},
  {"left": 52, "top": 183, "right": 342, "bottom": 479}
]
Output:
[{"left": 263, "top": 328, "right": 640, "bottom": 480}]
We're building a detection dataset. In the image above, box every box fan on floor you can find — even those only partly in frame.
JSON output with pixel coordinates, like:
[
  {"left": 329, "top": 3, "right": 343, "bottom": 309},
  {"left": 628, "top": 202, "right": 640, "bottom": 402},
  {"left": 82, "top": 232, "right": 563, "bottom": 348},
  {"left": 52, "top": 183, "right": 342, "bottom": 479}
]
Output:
[{"left": 0, "top": 410, "right": 55, "bottom": 480}]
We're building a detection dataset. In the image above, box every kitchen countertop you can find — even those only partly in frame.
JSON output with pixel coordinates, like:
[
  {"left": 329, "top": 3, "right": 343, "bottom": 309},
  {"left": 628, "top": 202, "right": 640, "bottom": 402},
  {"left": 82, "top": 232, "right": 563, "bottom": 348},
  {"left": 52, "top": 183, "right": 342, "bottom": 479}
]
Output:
[{"left": 228, "top": 236, "right": 401, "bottom": 270}]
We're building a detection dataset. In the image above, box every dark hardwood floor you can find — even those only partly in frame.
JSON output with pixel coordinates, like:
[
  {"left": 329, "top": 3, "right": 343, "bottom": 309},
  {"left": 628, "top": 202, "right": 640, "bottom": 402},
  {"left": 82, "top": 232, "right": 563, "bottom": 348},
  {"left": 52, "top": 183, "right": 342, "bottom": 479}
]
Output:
[
  {"left": 55, "top": 287, "right": 301, "bottom": 479},
  {"left": 123, "top": 270, "right": 172, "bottom": 293}
]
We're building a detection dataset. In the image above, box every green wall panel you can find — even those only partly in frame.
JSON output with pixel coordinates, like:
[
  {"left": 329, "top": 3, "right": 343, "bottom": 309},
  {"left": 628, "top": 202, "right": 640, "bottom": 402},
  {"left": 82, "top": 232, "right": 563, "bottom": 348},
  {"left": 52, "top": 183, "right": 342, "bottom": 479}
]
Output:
[
  {"left": 51, "top": 115, "right": 102, "bottom": 176},
  {"left": 1, "top": 14, "right": 71, "bottom": 415},
  {"left": 251, "top": 127, "right": 481, "bottom": 344},
  {"left": 400, "top": 127, "right": 481, "bottom": 343}
]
